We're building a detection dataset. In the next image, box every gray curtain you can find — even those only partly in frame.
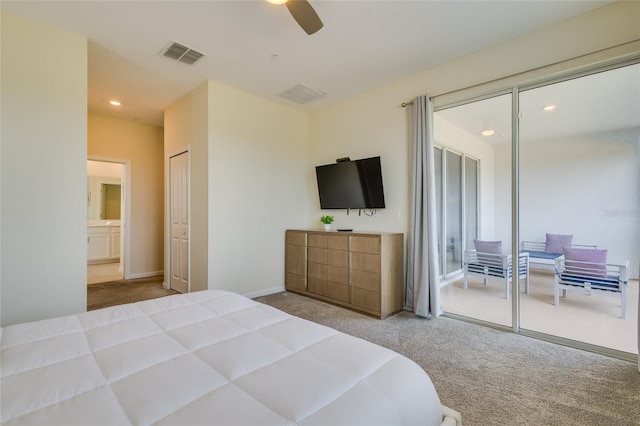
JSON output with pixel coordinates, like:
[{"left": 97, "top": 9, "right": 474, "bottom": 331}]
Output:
[{"left": 405, "top": 95, "right": 442, "bottom": 317}]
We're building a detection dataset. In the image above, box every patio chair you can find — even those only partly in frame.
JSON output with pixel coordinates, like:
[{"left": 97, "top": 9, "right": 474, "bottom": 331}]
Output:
[
  {"left": 463, "top": 240, "right": 529, "bottom": 299},
  {"left": 554, "top": 247, "right": 629, "bottom": 319}
]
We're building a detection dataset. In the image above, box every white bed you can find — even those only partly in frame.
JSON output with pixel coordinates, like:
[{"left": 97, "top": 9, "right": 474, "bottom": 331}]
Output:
[{"left": 1, "top": 290, "right": 461, "bottom": 425}]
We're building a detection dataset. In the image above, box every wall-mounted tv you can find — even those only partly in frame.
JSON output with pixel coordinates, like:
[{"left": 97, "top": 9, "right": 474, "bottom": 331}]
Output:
[{"left": 315, "top": 156, "right": 386, "bottom": 209}]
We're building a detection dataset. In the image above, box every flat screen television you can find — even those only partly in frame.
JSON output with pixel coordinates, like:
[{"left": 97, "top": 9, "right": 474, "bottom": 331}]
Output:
[{"left": 315, "top": 156, "right": 386, "bottom": 209}]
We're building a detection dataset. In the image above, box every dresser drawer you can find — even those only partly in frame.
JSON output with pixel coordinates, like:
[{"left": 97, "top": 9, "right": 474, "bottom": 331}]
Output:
[
  {"left": 351, "top": 288, "right": 380, "bottom": 312},
  {"left": 308, "top": 234, "right": 327, "bottom": 248},
  {"left": 328, "top": 249, "right": 348, "bottom": 267},
  {"left": 286, "top": 245, "right": 306, "bottom": 275},
  {"left": 327, "top": 282, "right": 349, "bottom": 302},
  {"left": 328, "top": 265, "right": 349, "bottom": 284},
  {"left": 327, "top": 235, "right": 348, "bottom": 251},
  {"left": 308, "top": 277, "right": 328, "bottom": 296},
  {"left": 350, "top": 236, "right": 380, "bottom": 254},
  {"left": 351, "top": 252, "right": 380, "bottom": 273},
  {"left": 308, "top": 262, "right": 328, "bottom": 280},
  {"left": 308, "top": 247, "right": 328, "bottom": 264},
  {"left": 351, "top": 269, "right": 380, "bottom": 292},
  {"left": 286, "top": 273, "right": 306, "bottom": 292},
  {"left": 286, "top": 231, "right": 307, "bottom": 246}
]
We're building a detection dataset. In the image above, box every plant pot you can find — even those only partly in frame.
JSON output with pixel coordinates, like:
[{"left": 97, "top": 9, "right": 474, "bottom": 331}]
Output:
[{"left": 323, "top": 224, "right": 331, "bottom": 231}]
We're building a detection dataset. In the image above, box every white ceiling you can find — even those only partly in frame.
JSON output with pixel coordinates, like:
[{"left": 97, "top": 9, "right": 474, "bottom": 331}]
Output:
[
  {"left": 2, "top": 0, "right": 618, "bottom": 128},
  {"left": 437, "top": 63, "right": 640, "bottom": 144}
]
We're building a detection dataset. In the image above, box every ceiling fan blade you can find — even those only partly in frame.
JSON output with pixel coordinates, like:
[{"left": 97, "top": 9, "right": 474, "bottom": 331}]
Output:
[{"left": 286, "top": 0, "right": 323, "bottom": 35}]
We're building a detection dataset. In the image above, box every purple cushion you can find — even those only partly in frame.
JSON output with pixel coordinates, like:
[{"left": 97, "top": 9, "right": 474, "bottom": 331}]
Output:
[
  {"left": 474, "top": 240, "right": 502, "bottom": 265},
  {"left": 545, "top": 233, "right": 573, "bottom": 255},
  {"left": 563, "top": 247, "right": 607, "bottom": 277}
]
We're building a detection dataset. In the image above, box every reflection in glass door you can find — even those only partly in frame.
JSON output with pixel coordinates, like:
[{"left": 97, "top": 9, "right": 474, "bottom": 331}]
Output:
[
  {"left": 434, "top": 148, "right": 478, "bottom": 278},
  {"left": 435, "top": 147, "right": 443, "bottom": 272},
  {"left": 435, "top": 93, "right": 512, "bottom": 327},
  {"left": 445, "top": 151, "right": 463, "bottom": 275},
  {"left": 465, "top": 159, "right": 478, "bottom": 252}
]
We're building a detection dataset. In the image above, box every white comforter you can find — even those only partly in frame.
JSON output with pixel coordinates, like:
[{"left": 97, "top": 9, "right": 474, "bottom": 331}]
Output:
[{"left": 1, "top": 290, "right": 443, "bottom": 425}]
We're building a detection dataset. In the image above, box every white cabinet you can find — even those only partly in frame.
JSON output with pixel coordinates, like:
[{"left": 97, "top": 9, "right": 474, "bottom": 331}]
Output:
[
  {"left": 110, "top": 229, "right": 120, "bottom": 258},
  {"left": 88, "top": 225, "right": 120, "bottom": 263}
]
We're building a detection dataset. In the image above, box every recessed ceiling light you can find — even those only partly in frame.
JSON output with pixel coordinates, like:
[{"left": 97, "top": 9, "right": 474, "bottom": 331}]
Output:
[
  {"left": 542, "top": 104, "right": 556, "bottom": 111},
  {"left": 481, "top": 129, "right": 495, "bottom": 136},
  {"left": 267, "top": 0, "right": 288, "bottom": 4},
  {"left": 109, "top": 100, "right": 121, "bottom": 106}
]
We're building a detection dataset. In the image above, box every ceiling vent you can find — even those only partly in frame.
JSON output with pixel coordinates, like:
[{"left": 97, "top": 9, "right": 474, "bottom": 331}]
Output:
[
  {"left": 279, "top": 84, "right": 327, "bottom": 104},
  {"left": 160, "top": 41, "right": 206, "bottom": 65}
]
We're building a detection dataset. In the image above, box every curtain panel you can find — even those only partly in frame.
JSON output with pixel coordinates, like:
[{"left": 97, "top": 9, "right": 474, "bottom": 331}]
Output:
[{"left": 405, "top": 95, "right": 442, "bottom": 317}]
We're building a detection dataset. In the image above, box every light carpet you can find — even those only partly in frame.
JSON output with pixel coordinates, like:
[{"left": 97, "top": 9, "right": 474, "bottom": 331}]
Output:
[{"left": 255, "top": 291, "right": 640, "bottom": 426}]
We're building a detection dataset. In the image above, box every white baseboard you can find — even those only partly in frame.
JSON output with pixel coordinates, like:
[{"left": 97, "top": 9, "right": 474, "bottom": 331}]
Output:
[
  {"left": 126, "top": 270, "right": 164, "bottom": 280},
  {"left": 243, "top": 286, "right": 285, "bottom": 299},
  {"left": 88, "top": 258, "right": 120, "bottom": 266}
]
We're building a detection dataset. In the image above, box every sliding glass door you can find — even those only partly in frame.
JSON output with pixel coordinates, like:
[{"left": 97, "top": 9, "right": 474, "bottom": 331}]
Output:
[
  {"left": 435, "top": 94, "right": 512, "bottom": 326},
  {"left": 433, "top": 62, "right": 639, "bottom": 357},
  {"left": 518, "top": 63, "right": 640, "bottom": 355}
]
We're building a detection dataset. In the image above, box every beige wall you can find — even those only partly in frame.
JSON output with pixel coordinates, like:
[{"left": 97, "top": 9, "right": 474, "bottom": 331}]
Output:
[
  {"left": 87, "top": 113, "right": 164, "bottom": 278},
  {"left": 208, "top": 81, "right": 308, "bottom": 297},
  {"left": 164, "top": 81, "right": 210, "bottom": 292},
  {"left": 1, "top": 10, "right": 87, "bottom": 326}
]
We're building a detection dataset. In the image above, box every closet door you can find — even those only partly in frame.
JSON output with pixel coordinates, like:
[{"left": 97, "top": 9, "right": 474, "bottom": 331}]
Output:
[{"left": 170, "top": 151, "right": 189, "bottom": 293}]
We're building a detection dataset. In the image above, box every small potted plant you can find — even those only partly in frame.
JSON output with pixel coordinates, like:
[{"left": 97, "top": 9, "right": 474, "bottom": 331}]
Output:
[{"left": 320, "top": 215, "right": 335, "bottom": 231}]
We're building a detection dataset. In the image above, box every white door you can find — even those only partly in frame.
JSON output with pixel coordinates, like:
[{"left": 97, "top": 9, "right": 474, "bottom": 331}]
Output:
[{"left": 170, "top": 152, "right": 189, "bottom": 293}]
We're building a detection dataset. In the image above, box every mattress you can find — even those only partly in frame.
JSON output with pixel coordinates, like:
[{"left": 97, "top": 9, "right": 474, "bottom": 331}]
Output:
[{"left": 1, "top": 290, "right": 449, "bottom": 425}]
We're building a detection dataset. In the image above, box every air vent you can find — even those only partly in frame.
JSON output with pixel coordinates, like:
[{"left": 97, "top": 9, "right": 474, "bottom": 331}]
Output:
[
  {"left": 160, "top": 41, "right": 206, "bottom": 65},
  {"left": 279, "top": 84, "right": 327, "bottom": 104}
]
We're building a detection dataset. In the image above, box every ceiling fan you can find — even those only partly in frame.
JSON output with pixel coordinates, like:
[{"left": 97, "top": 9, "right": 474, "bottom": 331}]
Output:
[{"left": 267, "top": 0, "right": 324, "bottom": 35}]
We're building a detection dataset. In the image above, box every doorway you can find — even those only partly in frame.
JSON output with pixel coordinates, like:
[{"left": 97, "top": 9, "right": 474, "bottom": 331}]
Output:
[{"left": 87, "top": 158, "right": 131, "bottom": 284}]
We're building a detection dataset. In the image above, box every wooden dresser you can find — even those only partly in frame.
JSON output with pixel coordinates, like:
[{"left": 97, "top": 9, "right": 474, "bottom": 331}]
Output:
[{"left": 285, "top": 230, "right": 404, "bottom": 318}]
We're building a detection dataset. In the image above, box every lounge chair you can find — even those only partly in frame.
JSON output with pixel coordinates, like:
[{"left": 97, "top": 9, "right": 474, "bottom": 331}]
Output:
[
  {"left": 554, "top": 247, "right": 629, "bottom": 318},
  {"left": 463, "top": 241, "right": 529, "bottom": 299}
]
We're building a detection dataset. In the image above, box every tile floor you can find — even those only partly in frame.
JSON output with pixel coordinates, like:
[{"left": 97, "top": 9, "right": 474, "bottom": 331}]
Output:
[
  {"left": 441, "top": 270, "right": 638, "bottom": 354},
  {"left": 87, "top": 262, "right": 123, "bottom": 284}
]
